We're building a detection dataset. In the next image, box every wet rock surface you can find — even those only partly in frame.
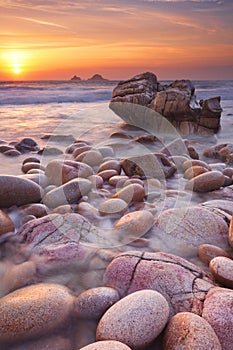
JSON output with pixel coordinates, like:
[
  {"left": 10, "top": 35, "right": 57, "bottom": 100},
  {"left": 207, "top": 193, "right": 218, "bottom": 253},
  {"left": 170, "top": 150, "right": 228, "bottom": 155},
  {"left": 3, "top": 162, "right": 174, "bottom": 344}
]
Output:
[{"left": 0, "top": 91, "right": 233, "bottom": 349}]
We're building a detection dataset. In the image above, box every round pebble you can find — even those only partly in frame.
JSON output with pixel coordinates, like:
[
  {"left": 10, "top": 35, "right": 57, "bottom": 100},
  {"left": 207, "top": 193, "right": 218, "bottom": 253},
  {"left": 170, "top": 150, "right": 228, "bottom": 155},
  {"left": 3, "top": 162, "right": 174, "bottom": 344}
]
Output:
[
  {"left": 112, "top": 210, "right": 154, "bottom": 242},
  {"left": 98, "top": 169, "right": 119, "bottom": 181},
  {"left": 113, "top": 183, "right": 145, "bottom": 203},
  {"left": 198, "top": 243, "right": 231, "bottom": 265},
  {"left": 98, "top": 198, "right": 128, "bottom": 216},
  {"left": 183, "top": 165, "right": 209, "bottom": 180},
  {"left": 0, "top": 175, "right": 43, "bottom": 208},
  {"left": 43, "top": 178, "right": 92, "bottom": 208},
  {"left": 163, "top": 312, "right": 221, "bottom": 350},
  {"left": 75, "top": 150, "right": 103, "bottom": 167},
  {"left": 109, "top": 175, "right": 129, "bottom": 187},
  {"left": 74, "top": 287, "right": 120, "bottom": 320},
  {"left": 0, "top": 283, "right": 74, "bottom": 343},
  {"left": 98, "top": 160, "right": 121, "bottom": 174},
  {"left": 96, "top": 290, "right": 169, "bottom": 349},
  {"left": 209, "top": 256, "right": 233, "bottom": 288},
  {"left": 185, "top": 171, "right": 225, "bottom": 192},
  {"left": 182, "top": 159, "right": 211, "bottom": 171}
]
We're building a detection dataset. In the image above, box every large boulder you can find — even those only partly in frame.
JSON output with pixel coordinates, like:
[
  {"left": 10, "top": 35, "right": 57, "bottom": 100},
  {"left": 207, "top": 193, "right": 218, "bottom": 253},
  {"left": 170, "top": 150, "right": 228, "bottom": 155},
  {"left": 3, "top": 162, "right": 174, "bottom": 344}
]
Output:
[
  {"left": 110, "top": 73, "right": 222, "bottom": 135},
  {"left": 0, "top": 175, "right": 43, "bottom": 208},
  {"left": 104, "top": 251, "right": 215, "bottom": 316}
]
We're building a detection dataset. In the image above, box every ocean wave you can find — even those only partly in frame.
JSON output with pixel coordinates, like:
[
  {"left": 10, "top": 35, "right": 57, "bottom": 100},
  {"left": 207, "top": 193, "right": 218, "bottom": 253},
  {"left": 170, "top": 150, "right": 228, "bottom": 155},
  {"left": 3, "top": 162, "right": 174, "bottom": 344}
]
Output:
[{"left": 0, "top": 88, "right": 113, "bottom": 106}]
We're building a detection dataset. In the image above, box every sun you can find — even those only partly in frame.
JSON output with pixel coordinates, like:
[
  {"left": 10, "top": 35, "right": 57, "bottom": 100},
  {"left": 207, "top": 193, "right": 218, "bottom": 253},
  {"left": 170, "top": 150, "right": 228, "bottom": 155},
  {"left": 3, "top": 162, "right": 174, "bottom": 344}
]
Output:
[
  {"left": 2, "top": 50, "right": 28, "bottom": 77},
  {"left": 12, "top": 64, "right": 22, "bottom": 75}
]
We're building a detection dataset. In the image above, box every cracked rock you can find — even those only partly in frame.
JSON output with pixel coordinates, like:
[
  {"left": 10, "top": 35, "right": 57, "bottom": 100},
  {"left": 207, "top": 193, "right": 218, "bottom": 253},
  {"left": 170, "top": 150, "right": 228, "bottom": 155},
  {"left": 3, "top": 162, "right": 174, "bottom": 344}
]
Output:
[{"left": 104, "top": 251, "right": 215, "bottom": 316}]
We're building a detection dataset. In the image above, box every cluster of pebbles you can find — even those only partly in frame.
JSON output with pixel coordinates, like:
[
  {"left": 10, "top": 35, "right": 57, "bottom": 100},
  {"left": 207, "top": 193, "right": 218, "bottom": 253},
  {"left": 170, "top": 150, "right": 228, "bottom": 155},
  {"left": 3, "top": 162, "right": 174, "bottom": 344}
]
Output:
[{"left": 0, "top": 128, "right": 233, "bottom": 350}]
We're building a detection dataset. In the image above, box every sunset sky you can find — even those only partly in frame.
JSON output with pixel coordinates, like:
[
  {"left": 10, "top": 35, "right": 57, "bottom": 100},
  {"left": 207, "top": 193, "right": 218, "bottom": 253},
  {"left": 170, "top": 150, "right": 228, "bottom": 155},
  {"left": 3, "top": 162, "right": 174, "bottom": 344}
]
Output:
[{"left": 0, "top": 0, "right": 232, "bottom": 80}]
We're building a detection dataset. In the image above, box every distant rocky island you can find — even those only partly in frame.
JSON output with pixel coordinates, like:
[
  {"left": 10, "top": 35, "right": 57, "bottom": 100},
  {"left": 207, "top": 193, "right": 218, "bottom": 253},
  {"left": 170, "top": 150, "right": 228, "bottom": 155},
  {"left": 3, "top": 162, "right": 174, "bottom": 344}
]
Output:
[
  {"left": 70, "top": 75, "right": 81, "bottom": 81},
  {"left": 70, "top": 74, "right": 108, "bottom": 81}
]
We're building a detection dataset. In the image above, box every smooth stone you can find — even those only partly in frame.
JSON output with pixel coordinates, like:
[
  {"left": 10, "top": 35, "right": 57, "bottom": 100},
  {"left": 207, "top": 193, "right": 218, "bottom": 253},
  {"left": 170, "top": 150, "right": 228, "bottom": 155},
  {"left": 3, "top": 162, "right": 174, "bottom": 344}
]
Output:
[
  {"left": 109, "top": 175, "right": 129, "bottom": 187},
  {"left": 0, "top": 210, "right": 14, "bottom": 235},
  {"left": 1, "top": 261, "right": 36, "bottom": 295},
  {"left": 209, "top": 256, "right": 233, "bottom": 288},
  {"left": 45, "top": 159, "right": 93, "bottom": 186},
  {"left": 65, "top": 142, "right": 88, "bottom": 153},
  {"left": 0, "top": 283, "right": 73, "bottom": 343},
  {"left": 22, "top": 157, "right": 40, "bottom": 165},
  {"left": 96, "top": 290, "right": 169, "bottom": 349},
  {"left": 155, "top": 206, "right": 228, "bottom": 249},
  {"left": 223, "top": 167, "right": 233, "bottom": 177},
  {"left": 43, "top": 178, "right": 92, "bottom": 208},
  {"left": 123, "top": 178, "right": 144, "bottom": 187},
  {"left": 113, "top": 183, "right": 146, "bottom": 204},
  {"left": 163, "top": 312, "right": 221, "bottom": 350},
  {"left": 198, "top": 244, "right": 231, "bottom": 265},
  {"left": 19, "top": 173, "right": 50, "bottom": 188},
  {"left": 74, "top": 287, "right": 120, "bottom": 320},
  {"left": 21, "top": 214, "right": 37, "bottom": 225},
  {"left": 182, "top": 159, "right": 211, "bottom": 171},
  {"left": 98, "top": 169, "right": 119, "bottom": 181},
  {"left": 21, "top": 162, "right": 45, "bottom": 174},
  {"left": 88, "top": 175, "right": 103, "bottom": 189},
  {"left": 183, "top": 165, "right": 209, "bottom": 180},
  {"left": 73, "top": 145, "right": 92, "bottom": 158},
  {"left": 145, "top": 178, "right": 163, "bottom": 191},
  {"left": 0, "top": 145, "right": 15, "bottom": 153},
  {"left": 4, "top": 149, "right": 21, "bottom": 157},
  {"left": 0, "top": 176, "right": 43, "bottom": 208},
  {"left": 112, "top": 210, "right": 154, "bottom": 242},
  {"left": 20, "top": 203, "right": 48, "bottom": 218},
  {"left": 96, "top": 146, "right": 115, "bottom": 158},
  {"left": 188, "top": 145, "right": 199, "bottom": 159},
  {"left": 185, "top": 171, "right": 225, "bottom": 192},
  {"left": 98, "top": 160, "right": 121, "bottom": 174},
  {"left": 202, "top": 287, "right": 233, "bottom": 350},
  {"left": 52, "top": 204, "right": 75, "bottom": 215},
  {"left": 80, "top": 340, "right": 132, "bottom": 350},
  {"left": 75, "top": 150, "right": 103, "bottom": 167},
  {"left": 15, "top": 138, "right": 39, "bottom": 153},
  {"left": 121, "top": 153, "right": 176, "bottom": 179},
  {"left": 98, "top": 198, "right": 128, "bottom": 216},
  {"left": 77, "top": 202, "right": 99, "bottom": 220},
  {"left": 104, "top": 251, "right": 215, "bottom": 315}
]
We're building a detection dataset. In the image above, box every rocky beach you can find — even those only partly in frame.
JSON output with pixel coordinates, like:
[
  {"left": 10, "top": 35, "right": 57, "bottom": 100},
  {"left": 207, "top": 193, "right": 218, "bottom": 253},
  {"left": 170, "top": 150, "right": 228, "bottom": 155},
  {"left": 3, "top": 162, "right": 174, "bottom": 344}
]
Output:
[{"left": 0, "top": 74, "right": 233, "bottom": 349}]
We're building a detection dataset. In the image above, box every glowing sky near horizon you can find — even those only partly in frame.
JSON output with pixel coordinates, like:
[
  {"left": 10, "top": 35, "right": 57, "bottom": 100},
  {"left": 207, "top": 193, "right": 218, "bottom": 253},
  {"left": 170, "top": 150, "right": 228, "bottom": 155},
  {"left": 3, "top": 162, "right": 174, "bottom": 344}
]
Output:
[{"left": 0, "top": 0, "right": 232, "bottom": 80}]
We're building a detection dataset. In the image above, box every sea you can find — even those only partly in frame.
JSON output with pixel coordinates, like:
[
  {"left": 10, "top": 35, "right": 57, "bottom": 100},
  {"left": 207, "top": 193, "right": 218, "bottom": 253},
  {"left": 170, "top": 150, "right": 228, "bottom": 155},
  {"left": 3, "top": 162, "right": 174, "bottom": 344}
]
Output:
[{"left": 0, "top": 79, "right": 232, "bottom": 174}]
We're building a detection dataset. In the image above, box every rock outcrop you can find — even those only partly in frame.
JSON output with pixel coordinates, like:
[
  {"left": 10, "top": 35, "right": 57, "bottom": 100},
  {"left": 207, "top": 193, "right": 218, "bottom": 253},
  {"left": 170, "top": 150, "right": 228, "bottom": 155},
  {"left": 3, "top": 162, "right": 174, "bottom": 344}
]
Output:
[{"left": 110, "top": 72, "right": 222, "bottom": 135}]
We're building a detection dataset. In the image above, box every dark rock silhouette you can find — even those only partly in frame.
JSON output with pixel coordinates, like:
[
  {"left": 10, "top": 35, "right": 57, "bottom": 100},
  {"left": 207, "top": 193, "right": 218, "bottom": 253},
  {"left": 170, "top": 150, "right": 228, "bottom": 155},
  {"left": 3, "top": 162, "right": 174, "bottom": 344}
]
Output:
[{"left": 71, "top": 75, "right": 81, "bottom": 81}]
